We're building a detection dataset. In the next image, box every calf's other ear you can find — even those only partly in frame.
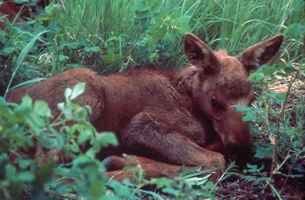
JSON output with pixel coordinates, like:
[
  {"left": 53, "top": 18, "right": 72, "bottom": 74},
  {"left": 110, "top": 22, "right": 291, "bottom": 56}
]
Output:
[
  {"left": 184, "top": 33, "right": 219, "bottom": 74},
  {"left": 238, "top": 34, "right": 284, "bottom": 72}
]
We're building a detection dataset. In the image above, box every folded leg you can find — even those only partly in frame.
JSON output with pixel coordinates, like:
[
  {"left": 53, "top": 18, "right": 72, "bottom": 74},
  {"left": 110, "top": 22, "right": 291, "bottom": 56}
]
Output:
[
  {"left": 121, "top": 111, "right": 225, "bottom": 168},
  {"left": 104, "top": 110, "right": 226, "bottom": 181}
]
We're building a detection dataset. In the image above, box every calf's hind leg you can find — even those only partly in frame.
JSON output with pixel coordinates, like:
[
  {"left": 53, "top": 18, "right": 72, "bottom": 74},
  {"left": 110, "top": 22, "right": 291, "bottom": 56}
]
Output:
[
  {"left": 104, "top": 153, "right": 224, "bottom": 181},
  {"left": 103, "top": 155, "right": 182, "bottom": 181},
  {"left": 115, "top": 111, "right": 225, "bottom": 179}
]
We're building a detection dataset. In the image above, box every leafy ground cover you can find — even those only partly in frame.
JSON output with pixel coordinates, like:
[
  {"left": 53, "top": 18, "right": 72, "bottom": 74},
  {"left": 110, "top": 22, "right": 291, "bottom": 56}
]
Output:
[{"left": 0, "top": 0, "right": 304, "bottom": 199}]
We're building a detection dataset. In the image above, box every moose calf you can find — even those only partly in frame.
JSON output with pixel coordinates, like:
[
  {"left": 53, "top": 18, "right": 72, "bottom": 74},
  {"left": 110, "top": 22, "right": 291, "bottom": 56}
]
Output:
[{"left": 7, "top": 33, "right": 283, "bottom": 180}]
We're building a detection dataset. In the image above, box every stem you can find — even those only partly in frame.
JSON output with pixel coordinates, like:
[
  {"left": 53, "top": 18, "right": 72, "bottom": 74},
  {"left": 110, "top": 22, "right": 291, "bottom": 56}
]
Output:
[
  {"left": 264, "top": 70, "right": 299, "bottom": 199},
  {"left": 210, "top": 162, "right": 236, "bottom": 193},
  {"left": 280, "top": 151, "right": 302, "bottom": 193}
]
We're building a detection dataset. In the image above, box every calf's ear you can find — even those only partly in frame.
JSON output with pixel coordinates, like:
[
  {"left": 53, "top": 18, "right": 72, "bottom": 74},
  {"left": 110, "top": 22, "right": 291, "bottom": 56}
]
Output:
[
  {"left": 184, "top": 33, "right": 220, "bottom": 74},
  {"left": 238, "top": 34, "right": 284, "bottom": 72}
]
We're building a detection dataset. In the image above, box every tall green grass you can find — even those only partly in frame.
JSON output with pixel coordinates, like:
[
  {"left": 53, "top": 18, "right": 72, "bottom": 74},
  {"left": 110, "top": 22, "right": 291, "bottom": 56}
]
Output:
[{"left": 57, "top": 0, "right": 304, "bottom": 71}]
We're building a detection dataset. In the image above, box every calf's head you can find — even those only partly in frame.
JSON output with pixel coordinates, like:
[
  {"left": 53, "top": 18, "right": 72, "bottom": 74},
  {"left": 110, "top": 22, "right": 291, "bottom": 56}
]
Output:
[{"left": 184, "top": 33, "right": 283, "bottom": 163}]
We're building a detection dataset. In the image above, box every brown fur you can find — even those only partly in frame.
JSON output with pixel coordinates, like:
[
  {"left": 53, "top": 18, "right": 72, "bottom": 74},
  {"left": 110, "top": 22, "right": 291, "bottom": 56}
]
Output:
[
  {"left": 6, "top": 33, "right": 284, "bottom": 180},
  {"left": 0, "top": 0, "right": 49, "bottom": 29}
]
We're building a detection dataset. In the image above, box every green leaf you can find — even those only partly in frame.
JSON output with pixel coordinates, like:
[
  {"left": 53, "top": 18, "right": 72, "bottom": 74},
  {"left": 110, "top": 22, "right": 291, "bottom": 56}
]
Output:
[
  {"left": 84, "top": 46, "right": 101, "bottom": 53},
  {"left": 34, "top": 101, "right": 52, "bottom": 117},
  {"left": 13, "top": 96, "right": 33, "bottom": 120},
  {"left": 6, "top": 164, "right": 17, "bottom": 181},
  {"left": 258, "top": 65, "right": 276, "bottom": 76},
  {"left": 108, "top": 180, "right": 134, "bottom": 198},
  {"left": 162, "top": 187, "right": 179, "bottom": 197},
  {"left": 93, "top": 132, "right": 118, "bottom": 149},
  {"left": 60, "top": 42, "right": 83, "bottom": 50},
  {"left": 57, "top": 102, "right": 65, "bottom": 112},
  {"left": 132, "top": 1, "right": 150, "bottom": 12},
  {"left": 41, "top": 132, "right": 65, "bottom": 149},
  {"left": 285, "top": 24, "right": 305, "bottom": 40},
  {"left": 72, "top": 155, "right": 90, "bottom": 166},
  {"left": 232, "top": 105, "right": 252, "bottom": 112},
  {"left": 28, "top": 114, "right": 46, "bottom": 130},
  {"left": 18, "top": 171, "right": 35, "bottom": 182},
  {"left": 20, "top": 96, "right": 33, "bottom": 108},
  {"left": 85, "top": 148, "right": 96, "bottom": 159},
  {"left": 185, "top": 175, "right": 210, "bottom": 186},
  {"left": 63, "top": 107, "right": 73, "bottom": 119},
  {"left": 254, "top": 146, "right": 273, "bottom": 159},
  {"left": 13, "top": 0, "right": 28, "bottom": 4},
  {"left": 58, "top": 54, "right": 70, "bottom": 62},
  {"left": 242, "top": 113, "right": 256, "bottom": 121},
  {"left": 89, "top": 179, "right": 105, "bottom": 197},
  {"left": 248, "top": 72, "right": 264, "bottom": 82},
  {"left": 64, "top": 87, "right": 72, "bottom": 101},
  {"left": 150, "top": 177, "right": 172, "bottom": 189},
  {"left": 70, "top": 143, "right": 80, "bottom": 153},
  {"left": 71, "top": 82, "right": 86, "bottom": 100},
  {"left": 0, "top": 47, "right": 14, "bottom": 55},
  {"left": 101, "top": 54, "right": 123, "bottom": 65},
  {"left": 0, "top": 154, "right": 8, "bottom": 163},
  {"left": 175, "top": 15, "right": 191, "bottom": 33},
  {"left": 45, "top": 3, "right": 61, "bottom": 16},
  {"left": 77, "top": 127, "right": 94, "bottom": 145},
  {"left": 17, "top": 158, "right": 33, "bottom": 169}
]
